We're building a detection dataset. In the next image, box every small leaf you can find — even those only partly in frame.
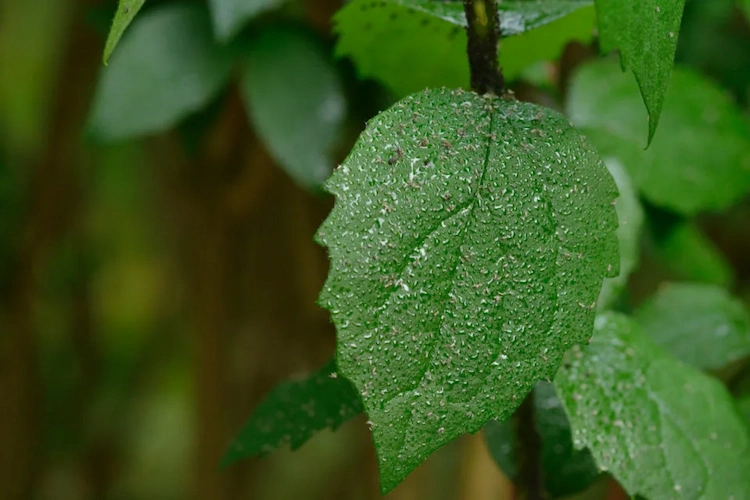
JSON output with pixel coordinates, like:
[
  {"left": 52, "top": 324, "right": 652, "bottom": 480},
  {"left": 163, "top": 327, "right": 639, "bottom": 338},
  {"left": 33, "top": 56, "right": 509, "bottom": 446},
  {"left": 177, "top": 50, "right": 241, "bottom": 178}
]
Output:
[
  {"left": 89, "top": 4, "right": 233, "bottom": 141},
  {"left": 317, "top": 88, "right": 620, "bottom": 493},
  {"left": 634, "top": 283, "right": 750, "bottom": 371},
  {"left": 654, "top": 223, "right": 734, "bottom": 287},
  {"left": 241, "top": 27, "right": 346, "bottom": 190},
  {"left": 568, "top": 60, "right": 750, "bottom": 215},
  {"left": 334, "top": 0, "right": 593, "bottom": 97},
  {"left": 103, "top": 0, "right": 146, "bottom": 64},
  {"left": 597, "top": 159, "right": 643, "bottom": 310},
  {"left": 221, "top": 359, "right": 363, "bottom": 467},
  {"left": 208, "top": 0, "right": 282, "bottom": 42},
  {"left": 555, "top": 313, "right": 750, "bottom": 499},
  {"left": 595, "top": 0, "right": 686, "bottom": 143},
  {"left": 484, "top": 382, "right": 600, "bottom": 498}
]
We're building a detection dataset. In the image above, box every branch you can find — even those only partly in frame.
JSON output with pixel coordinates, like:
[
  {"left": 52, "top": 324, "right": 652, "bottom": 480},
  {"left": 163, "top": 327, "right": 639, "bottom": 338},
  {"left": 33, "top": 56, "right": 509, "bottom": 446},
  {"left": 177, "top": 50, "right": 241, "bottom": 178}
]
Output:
[
  {"left": 463, "top": 0, "right": 504, "bottom": 95},
  {"left": 513, "top": 387, "right": 544, "bottom": 500}
]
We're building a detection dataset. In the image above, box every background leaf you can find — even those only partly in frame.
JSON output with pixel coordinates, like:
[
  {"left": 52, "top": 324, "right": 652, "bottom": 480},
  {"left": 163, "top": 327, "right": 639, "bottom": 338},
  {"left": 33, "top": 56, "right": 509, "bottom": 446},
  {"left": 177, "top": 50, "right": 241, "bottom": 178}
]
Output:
[
  {"left": 222, "top": 359, "right": 362, "bottom": 466},
  {"left": 567, "top": 60, "right": 750, "bottom": 215},
  {"left": 317, "top": 88, "right": 619, "bottom": 493},
  {"left": 103, "top": 0, "right": 147, "bottom": 64},
  {"left": 595, "top": 0, "right": 686, "bottom": 143},
  {"left": 634, "top": 282, "right": 750, "bottom": 371},
  {"left": 555, "top": 313, "right": 750, "bottom": 499},
  {"left": 208, "top": 0, "right": 282, "bottom": 42},
  {"left": 484, "top": 382, "right": 600, "bottom": 498},
  {"left": 89, "top": 3, "right": 233, "bottom": 141},
  {"left": 240, "top": 26, "right": 346, "bottom": 190}
]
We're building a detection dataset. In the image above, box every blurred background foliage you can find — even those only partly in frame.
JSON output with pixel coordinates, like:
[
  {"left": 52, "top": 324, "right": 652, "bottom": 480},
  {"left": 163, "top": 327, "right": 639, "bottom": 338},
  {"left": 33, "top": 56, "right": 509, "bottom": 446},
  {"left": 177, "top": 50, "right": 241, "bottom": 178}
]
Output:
[{"left": 0, "top": 0, "right": 749, "bottom": 499}]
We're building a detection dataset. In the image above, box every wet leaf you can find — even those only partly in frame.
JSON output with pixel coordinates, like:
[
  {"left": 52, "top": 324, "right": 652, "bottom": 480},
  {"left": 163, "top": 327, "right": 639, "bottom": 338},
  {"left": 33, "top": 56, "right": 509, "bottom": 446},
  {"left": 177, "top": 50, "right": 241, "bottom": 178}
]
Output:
[
  {"left": 317, "top": 88, "right": 619, "bottom": 493},
  {"left": 89, "top": 4, "right": 233, "bottom": 141},
  {"left": 240, "top": 27, "right": 346, "bottom": 190},
  {"left": 334, "top": 0, "right": 593, "bottom": 97},
  {"left": 484, "top": 382, "right": 600, "bottom": 498},
  {"left": 221, "top": 359, "right": 362, "bottom": 466},
  {"left": 103, "top": 0, "right": 146, "bottom": 64},
  {"left": 634, "top": 283, "right": 750, "bottom": 371},
  {"left": 208, "top": 0, "right": 282, "bottom": 42},
  {"left": 568, "top": 60, "right": 750, "bottom": 215},
  {"left": 555, "top": 313, "right": 750, "bottom": 500},
  {"left": 654, "top": 223, "right": 734, "bottom": 287},
  {"left": 595, "top": 0, "right": 686, "bottom": 143}
]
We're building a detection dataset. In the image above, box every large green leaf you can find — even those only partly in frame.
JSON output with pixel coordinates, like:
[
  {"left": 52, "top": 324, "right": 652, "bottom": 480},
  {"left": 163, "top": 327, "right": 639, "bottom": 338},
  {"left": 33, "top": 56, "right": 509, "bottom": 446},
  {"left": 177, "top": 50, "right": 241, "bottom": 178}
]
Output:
[
  {"left": 334, "top": 0, "right": 593, "bottom": 97},
  {"left": 89, "top": 4, "right": 233, "bottom": 141},
  {"left": 634, "top": 283, "right": 750, "bottom": 371},
  {"left": 316, "top": 88, "right": 620, "bottom": 493},
  {"left": 555, "top": 313, "right": 750, "bottom": 499},
  {"left": 221, "top": 359, "right": 362, "bottom": 466},
  {"left": 568, "top": 60, "right": 750, "bottom": 215},
  {"left": 595, "top": 0, "right": 686, "bottom": 143},
  {"left": 240, "top": 27, "right": 346, "bottom": 190},
  {"left": 208, "top": 0, "right": 282, "bottom": 42},
  {"left": 103, "top": 0, "right": 147, "bottom": 64},
  {"left": 654, "top": 223, "right": 734, "bottom": 287},
  {"left": 484, "top": 382, "right": 600, "bottom": 498}
]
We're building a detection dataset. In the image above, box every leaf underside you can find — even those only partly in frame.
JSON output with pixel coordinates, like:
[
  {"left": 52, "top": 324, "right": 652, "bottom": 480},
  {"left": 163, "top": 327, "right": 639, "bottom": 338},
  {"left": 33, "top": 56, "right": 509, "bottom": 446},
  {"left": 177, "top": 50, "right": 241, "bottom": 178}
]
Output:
[
  {"left": 555, "top": 313, "right": 750, "bottom": 500},
  {"left": 103, "top": 0, "right": 147, "bottom": 64},
  {"left": 317, "top": 88, "right": 619, "bottom": 493}
]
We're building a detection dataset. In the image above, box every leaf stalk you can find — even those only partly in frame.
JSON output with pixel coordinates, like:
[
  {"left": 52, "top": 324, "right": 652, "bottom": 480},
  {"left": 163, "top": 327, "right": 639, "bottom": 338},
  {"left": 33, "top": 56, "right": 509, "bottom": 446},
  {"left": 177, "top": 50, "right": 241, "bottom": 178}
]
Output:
[{"left": 463, "top": 0, "right": 504, "bottom": 95}]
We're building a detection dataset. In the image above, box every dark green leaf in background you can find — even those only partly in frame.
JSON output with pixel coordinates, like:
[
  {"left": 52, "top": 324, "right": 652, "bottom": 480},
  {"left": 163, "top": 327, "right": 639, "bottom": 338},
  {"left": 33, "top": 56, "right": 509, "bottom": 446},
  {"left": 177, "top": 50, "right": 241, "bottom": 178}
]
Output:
[
  {"left": 103, "top": 0, "right": 146, "bottom": 64},
  {"left": 241, "top": 27, "right": 346, "bottom": 190},
  {"left": 317, "top": 88, "right": 619, "bottom": 493},
  {"left": 634, "top": 282, "right": 750, "bottom": 371},
  {"left": 221, "top": 359, "right": 362, "bottom": 466},
  {"left": 595, "top": 0, "right": 686, "bottom": 143},
  {"left": 484, "top": 382, "right": 600, "bottom": 498},
  {"left": 89, "top": 4, "right": 234, "bottom": 141},
  {"left": 555, "top": 313, "right": 750, "bottom": 499},
  {"left": 568, "top": 60, "right": 750, "bottom": 215},
  {"left": 208, "top": 0, "right": 282, "bottom": 42}
]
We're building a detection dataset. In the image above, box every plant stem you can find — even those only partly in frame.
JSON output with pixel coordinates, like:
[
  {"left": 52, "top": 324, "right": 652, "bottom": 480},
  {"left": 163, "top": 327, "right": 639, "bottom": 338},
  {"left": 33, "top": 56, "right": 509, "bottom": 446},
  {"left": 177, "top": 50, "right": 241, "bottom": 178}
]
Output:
[
  {"left": 463, "top": 0, "right": 504, "bottom": 95},
  {"left": 513, "top": 387, "right": 544, "bottom": 500}
]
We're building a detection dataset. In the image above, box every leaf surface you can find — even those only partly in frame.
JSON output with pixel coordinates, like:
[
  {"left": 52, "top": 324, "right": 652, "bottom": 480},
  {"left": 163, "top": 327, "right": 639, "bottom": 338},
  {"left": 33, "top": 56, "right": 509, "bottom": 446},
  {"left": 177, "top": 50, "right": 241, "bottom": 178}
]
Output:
[
  {"left": 89, "top": 4, "right": 233, "bottom": 141},
  {"left": 654, "top": 223, "right": 734, "bottom": 287},
  {"left": 317, "top": 88, "right": 619, "bottom": 493},
  {"left": 568, "top": 60, "right": 750, "bottom": 215},
  {"left": 103, "top": 0, "right": 146, "bottom": 64},
  {"left": 555, "top": 313, "right": 750, "bottom": 499},
  {"left": 221, "top": 359, "right": 362, "bottom": 466},
  {"left": 634, "top": 283, "right": 750, "bottom": 371},
  {"left": 595, "top": 0, "right": 686, "bottom": 143},
  {"left": 208, "top": 0, "right": 281, "bottom": 41},
  {"left": 334, "top": 0, "right": 592, "bottom": 97},
  {"left": 241, "top": 27, "right": 345, "bottom": 190}
]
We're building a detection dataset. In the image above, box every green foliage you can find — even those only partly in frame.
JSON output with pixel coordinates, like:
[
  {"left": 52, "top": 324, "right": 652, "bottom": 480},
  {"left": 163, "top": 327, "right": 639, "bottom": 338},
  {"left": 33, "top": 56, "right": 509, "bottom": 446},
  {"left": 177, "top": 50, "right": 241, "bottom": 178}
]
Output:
[
  {"left": 634, "top": 283, "right": 750, "bottom": 371},
  {"left": 208, "top": 0, "right": 282, "bottom": 42},
  {"left": 594, "top": 0, "right": 686, "bottom": 143},
  {"left": 221, "top": 359, "right": 362, "bottom": 466},
  {"left": 484, "top": 382, "right": 600, "bottom": 498},
  {"left": 316, "top": 87, "right": 619, "bottom": 492},
  {"left": 240, "top": 27, "right": 346, "bottom": 190},
  {"left": 568, "top": 60, "right": 750, "bottom": 215},
  {"left": 89, "top": 3, "right": 234, "bottom": 141},
  {"left": 334, "top": 0, "right": 593, "bottom": 97},
  {"left": 555, "top": 313, "right": 750, "bottom": 499},
  {"left": 654, "top": 223, "right": 734, "bottom": 287},
  {"left": 103, "top": 0, "right": 146, "bottom": 64}
]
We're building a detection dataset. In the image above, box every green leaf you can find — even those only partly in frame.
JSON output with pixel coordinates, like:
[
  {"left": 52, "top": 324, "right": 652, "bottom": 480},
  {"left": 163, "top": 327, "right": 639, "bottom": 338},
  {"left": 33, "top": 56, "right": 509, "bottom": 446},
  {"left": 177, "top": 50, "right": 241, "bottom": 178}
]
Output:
[
  {"left": 334, "top": 0, "right": 593, "bottom": 97},
  {"left": 208, "top": 0, "right": 281, "bottom": 42},
  {"left": 654, "top": 223, "right": 734, "bottom": 287},
  {"left": 568, "top": 60, "right": 750, "bottom": 215},
  {"left": 555, "top": 312, "right": 750, "bottom": 499},
  {"left": 103, "top": 0, "right": 146, "bottom": 64},
  {"left": 89, "top": 3, "right": 233, "bottom": 141},
  {"left": 595, "top": 0, "right": 686, "bottom": 143},
  {"left": 240, "top": 27, "right": 346, "bottom": 190},
  {"left": 316, "top": 88, "right": 620, "bottom": 493},
  {"left": 484, "top": 382, "right": 600, "bottom": 498},
  {"left": 221, "top": 359, "right": 363, "bottom": 466},
  {"left": 597, "top": 159, "right": 643, "bottom": 310},
  {"left": 634, "top": 283, "right": 750, "bottom": 371}
]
